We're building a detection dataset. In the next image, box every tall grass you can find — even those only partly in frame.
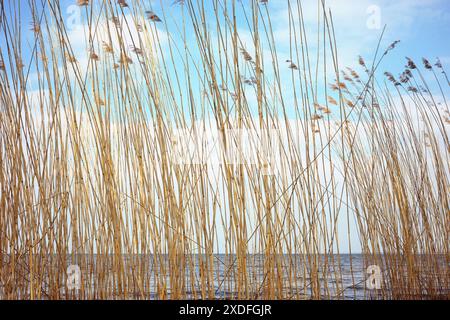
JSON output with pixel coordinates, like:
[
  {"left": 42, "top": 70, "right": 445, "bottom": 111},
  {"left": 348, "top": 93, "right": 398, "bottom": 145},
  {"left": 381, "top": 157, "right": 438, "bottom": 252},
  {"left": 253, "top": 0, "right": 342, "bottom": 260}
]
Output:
[{"left": 0, "top": 0, "right": 448, "bottom": 300}]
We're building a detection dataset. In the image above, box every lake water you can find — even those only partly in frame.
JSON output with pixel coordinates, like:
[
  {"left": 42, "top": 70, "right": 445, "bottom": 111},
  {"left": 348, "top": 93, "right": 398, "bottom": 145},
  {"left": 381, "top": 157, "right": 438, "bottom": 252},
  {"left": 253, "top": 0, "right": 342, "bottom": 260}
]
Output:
[{"left": 1, "top": 254, "right": 448, "bottom": 299}]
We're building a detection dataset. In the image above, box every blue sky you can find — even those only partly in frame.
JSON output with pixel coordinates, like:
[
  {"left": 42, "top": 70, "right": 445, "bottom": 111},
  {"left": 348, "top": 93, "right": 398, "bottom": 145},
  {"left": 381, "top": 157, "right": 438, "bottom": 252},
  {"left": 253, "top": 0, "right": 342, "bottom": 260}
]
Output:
[
  {"left": 3, "top": 1, "right": 449, "bottom": 66},
  {"left": 2, "top": 0, "right": 449, "bottom": 121},
  {"left": 3, "top": 0, "right": 449, "bottom": 97}
]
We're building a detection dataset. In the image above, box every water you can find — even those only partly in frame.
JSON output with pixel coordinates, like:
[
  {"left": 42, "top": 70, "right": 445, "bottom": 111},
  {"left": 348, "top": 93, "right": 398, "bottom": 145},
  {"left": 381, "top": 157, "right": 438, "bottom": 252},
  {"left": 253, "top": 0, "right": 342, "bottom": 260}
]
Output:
[{"left": 1, "top": 254, "right": 447, "bottom": 299}]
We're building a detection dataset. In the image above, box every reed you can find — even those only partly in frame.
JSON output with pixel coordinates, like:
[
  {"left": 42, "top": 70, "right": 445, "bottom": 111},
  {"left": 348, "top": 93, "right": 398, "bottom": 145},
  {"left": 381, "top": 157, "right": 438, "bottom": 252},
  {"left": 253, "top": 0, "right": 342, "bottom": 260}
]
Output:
[{"left": 0, "top": 0, "right": 448, "bottom": 300}]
